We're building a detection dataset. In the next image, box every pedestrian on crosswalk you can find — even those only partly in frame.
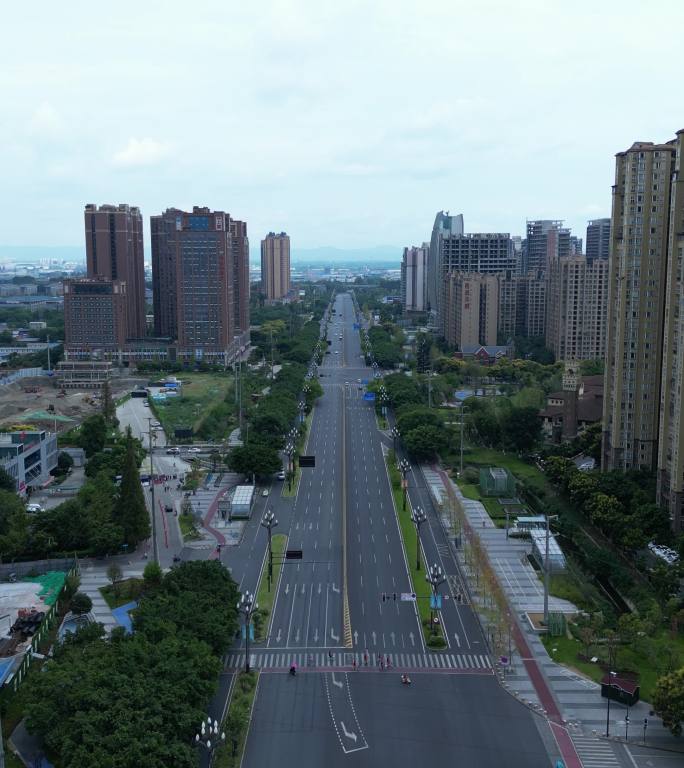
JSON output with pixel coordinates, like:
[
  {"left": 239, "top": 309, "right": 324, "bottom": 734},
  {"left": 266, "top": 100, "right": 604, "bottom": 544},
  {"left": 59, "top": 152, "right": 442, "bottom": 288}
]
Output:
[
  {"left": 328, "top": 650, "right": 333, "bottom": 664},
  {"left": 386, "top": 655, "right": 391, "bottom": 669},
  {"left": 364, "top": 650, "right": 368, "bottom": 666}
]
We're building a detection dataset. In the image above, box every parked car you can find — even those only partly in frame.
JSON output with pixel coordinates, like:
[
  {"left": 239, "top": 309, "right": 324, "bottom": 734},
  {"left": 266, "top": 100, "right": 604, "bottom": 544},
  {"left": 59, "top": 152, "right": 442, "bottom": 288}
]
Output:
[
  {"left": 143, "top": 400, "right": 149, "bottom": 407},
  {"left": 277, "top": 471, "right": 286, "bottom": 480},
  {"left": 187, "top": 447, "right": 201, "bottom": 454},
  {"left": 26, "top": 503, "right": 43, "bottom": 514},
  {"left": 262, "top": 489, "right": 269, "bottom": 497},
  {"left": 152, "top": 421, "right": 161, "bottom": 427},
  {"left": 166, "top": 447, "right": 180, "bottom": 455}
]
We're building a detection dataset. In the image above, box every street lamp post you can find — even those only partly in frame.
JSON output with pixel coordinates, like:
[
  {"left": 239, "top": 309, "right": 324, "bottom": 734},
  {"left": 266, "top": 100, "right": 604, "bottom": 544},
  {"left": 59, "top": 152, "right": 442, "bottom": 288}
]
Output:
[
  {"left": 195, "top": 717, "right": 225, "bottom": 765},
  {"left": 285, "top": 442, "right": 295, "bottom": 492},
  {"left": 390, "top": 426, "right": 400, "bottom": 451},
  {"left": 238, "top": 591, "right": 257, "bottom": 673},
  {"left": 605, "top": 671, "right": 617, "bottom": 737},
  {"left": 458, "top": 404, "right": 468, "bottom": 476},
  {"left": 298, "top": 400, "right": 306, "bottom": 425},
  {"left": 398, "top": 459, "right": 410, "bottom": 510},
  {"left": 425, "top": 562, "right": 445, "bottom": 628},
  {"left": 146, "top": 418, "right": 159, "bottom": 564},
  {"left": 260, "top": 509, "right": 278, "bottom": 592},
  {"left": 410, "top": 506, "right": 427, "bottom": 570}
]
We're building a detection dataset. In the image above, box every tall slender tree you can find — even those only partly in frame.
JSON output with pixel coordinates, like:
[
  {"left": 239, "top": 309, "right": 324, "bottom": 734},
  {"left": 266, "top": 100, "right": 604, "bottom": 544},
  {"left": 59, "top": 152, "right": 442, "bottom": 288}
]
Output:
[{"left": 115, "top": 428, "right": 150, "bottom": 546}]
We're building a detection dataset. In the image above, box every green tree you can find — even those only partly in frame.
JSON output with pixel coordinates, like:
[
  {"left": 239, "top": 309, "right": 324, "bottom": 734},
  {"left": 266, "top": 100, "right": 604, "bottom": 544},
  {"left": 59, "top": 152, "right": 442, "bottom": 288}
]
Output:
[
  {"left": 567, "top": 472, "right": 599, "bottom": 506},
  {"left": 543, "top": 456, "right": 577, "bottom": 490},
  {"left": 586, "top": 493, "right": 623, "bottom": 534},
  {"left": 0, "top": 490, "right": 29, "bottom": 558},
  {"left": 396, "top": 407, "right": 442, "bottom": 435},
  {"left": 57, "top": 451, "right": 74, "bottom": 473},
  {"left": 143, "top": 560, "right": 163, "bottom": 587},
  {"left": 500, "top": 406, "right": 541, "bottom": 453},
  {"left": 227, "top": 441, "right": 281, "bottom": 479},
  {"left": 101, "top": 379, "right": 117, "bottom": 426},
  {"left": 79, "top": 414, "right": 108, "bottom": 457},
  {"left": 70, "top": 592, "right": 92, "bottom": 615},
  {"left": 107, "top": 564, "right": 123, "bottom": 596},
  {"left": 652, "top": 667, "right": 684, "bottom": 736},
  {"left": 403, "top": 425, "right": 445, "bottom": 461},
  {"left": 115, "top": 430, "right": 151, "bottom": 546}
]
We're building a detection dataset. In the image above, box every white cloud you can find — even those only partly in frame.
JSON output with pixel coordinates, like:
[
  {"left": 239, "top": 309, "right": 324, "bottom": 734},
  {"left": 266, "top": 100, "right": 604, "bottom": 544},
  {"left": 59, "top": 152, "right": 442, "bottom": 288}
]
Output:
[
  {"left": 112, "top": 138, "right": 172, "bottom": 168},
  {"left": 28, "top": 103, "right": 64, "bottom": 137}
]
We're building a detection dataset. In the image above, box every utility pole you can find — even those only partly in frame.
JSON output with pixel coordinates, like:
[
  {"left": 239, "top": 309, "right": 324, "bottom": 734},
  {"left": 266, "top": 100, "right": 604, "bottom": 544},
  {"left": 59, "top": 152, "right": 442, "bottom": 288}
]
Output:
[
  {"left": 427, "top": 365, "right": 432, "bottom": 409},
  {"left": 147, "top": 417, "right": 159, "bottom": 564},
  {"left": 459, "top": 404, "right": 467, "bottom": 475},
  {"left": 46, "top": 333, "right": 51, "bottom": 373}
]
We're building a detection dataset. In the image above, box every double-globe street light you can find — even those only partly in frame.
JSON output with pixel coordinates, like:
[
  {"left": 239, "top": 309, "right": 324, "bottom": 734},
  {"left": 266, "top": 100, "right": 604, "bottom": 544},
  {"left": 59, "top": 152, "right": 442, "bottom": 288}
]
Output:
[
  {"left": 195, "top": 717, "right": 225, "bottom": 763},
  {"left": 389, "top": 426, "right": 400, "bottom": 451},
  {"left": 398, "top": 458, "right": 411, "bottom": 510},
  {"left": 425, "top": 562, "right": 446, "bottom": 628},
  {"left": 238, "top": 590, "right": 258, "bottom": 673},
  {"left": 410, "top": 506, "right": 427, "bottom": 571},
  {"left": 260, "top": 509, "right": 278, "bottom": 592}
]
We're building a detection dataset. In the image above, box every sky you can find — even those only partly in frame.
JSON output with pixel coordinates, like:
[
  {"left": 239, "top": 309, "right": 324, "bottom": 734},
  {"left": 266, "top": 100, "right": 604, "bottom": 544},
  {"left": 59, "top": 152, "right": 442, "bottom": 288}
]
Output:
[{"left": 1, "top": 0, "right": 683, "bottom": 255}]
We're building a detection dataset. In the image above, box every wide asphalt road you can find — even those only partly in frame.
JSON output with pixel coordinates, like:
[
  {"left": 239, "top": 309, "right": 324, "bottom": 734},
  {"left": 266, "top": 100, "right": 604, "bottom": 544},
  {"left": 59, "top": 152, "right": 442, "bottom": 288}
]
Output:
[{"left": 242, "top": 293, "right": 558, "bottom": 768}]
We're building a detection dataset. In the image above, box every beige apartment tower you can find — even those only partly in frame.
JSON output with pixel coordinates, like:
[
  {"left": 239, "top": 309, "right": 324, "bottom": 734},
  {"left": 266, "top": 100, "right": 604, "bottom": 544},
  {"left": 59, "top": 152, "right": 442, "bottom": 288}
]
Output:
[
  {"left": 656, "top": 130, "right": 684, "bottom": 531},
  {"left": 602, "top": 135, "right": 680, "bottom": 480},
  {"left": 444, "top": 272, "right": 499, "bottom": 350},
  {"left": 545, "top": 253, "right": 609, "bottom": 361},
  {"left": 261, "top": 232, "right": 291, "bottom": 300}
]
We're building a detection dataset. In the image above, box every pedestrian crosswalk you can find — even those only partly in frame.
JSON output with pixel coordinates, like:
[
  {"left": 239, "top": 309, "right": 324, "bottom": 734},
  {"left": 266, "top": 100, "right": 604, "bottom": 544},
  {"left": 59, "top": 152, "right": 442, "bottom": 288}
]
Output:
[
  {"left": 224, "top": 651, "right": 492, "bottom": 672},
  {"left": 570, "top": 736, "right": 620, "bottom": 767}
]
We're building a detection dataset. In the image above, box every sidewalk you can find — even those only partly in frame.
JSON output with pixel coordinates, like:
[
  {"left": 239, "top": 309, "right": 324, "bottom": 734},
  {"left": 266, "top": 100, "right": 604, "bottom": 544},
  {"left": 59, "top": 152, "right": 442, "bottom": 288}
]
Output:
[
  {"left": 78, "top": 564, "right": 144, "bottom": 634},
  {"left": 424, "top": 463, "right": 683, "bottom": 760}
]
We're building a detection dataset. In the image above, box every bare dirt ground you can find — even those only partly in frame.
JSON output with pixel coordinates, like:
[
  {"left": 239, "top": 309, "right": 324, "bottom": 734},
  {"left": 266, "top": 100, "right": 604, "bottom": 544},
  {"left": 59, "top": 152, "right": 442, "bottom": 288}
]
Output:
[{"left": 0, "top": 375, "right": 146, "bottom": 431}]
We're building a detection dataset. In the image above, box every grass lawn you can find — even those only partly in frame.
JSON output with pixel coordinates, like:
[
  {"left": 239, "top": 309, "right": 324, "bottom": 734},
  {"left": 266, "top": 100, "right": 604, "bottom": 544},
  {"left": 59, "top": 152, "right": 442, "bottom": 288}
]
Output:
[
  {"left": 149, "top": 372, "right": 234, "bottom": 441},
  {"left": 179, "top": 511, "right": 201, "bottom": 540},
  {"left": 99, "top": 577, "right": 144, "bottom": 609},
  {"left": 255, "top": 533, "right": 288, "bottom": 642},
  {"left": 543, "top": 629, "right": 684, "bottom": 702},
  {"left": 386, "top": 458, "right": 445, "bottom": 647},
  {"left": 461, "top": 447, "right": 550, "bottom": 496},
  {"left": 215, "top": 671, "right": 259, "bottom": 768}
]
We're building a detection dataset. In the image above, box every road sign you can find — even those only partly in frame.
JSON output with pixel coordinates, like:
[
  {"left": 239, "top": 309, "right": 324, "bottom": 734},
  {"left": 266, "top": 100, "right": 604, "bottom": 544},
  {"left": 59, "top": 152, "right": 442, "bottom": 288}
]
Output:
[
  {"left": 361, "top": 378, "right": 369, "bottom": 385},
  {"left": 400, "top": 593, "right": 417, "bottom": 602},
  {"left": 299, "top": 455, "right": 315, "bottom": 467},
  {"left": 286, "top": 549, "right": 303, "bottom": 560},
  {"left": 363, "top": 392, "right": 376, "bottom": 401},
  {"left": 429, "top": 595, "right": 442, "bottom": 610}
]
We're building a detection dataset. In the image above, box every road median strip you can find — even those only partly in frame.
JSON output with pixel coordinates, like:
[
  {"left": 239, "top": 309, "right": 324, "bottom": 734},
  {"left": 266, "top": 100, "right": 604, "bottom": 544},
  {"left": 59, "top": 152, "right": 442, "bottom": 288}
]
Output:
[
  {"left": 255, "top": 533, "right": 288, "bottom": 643},
  {"left": 385, "top": 452, "right": 446, "bottom": 649},
  {"left": 214, "top": 670, "right": 260, "bottom": 768}
]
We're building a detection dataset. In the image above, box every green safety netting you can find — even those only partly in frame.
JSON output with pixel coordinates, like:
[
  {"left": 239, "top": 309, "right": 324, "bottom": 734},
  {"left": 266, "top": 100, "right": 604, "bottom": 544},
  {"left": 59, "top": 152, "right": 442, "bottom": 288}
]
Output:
[
  {"left": 23, "top": 410, "right": 75, "bottom": 423},
  {"left": 21, "top": 571, "right": 67, "bottom": 606}
]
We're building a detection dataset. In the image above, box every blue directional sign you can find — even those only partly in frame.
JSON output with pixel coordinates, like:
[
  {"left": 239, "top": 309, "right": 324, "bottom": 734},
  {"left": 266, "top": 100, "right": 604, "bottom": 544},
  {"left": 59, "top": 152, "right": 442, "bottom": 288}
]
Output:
[
  {"left": 361, "top": 379, "right": 369, "bottom": 385},
  {"left": 363, "top": 392, "right": 376, "bottom": 402},
  {"left": 353, "top": 323, "right": 360, "bottom": 330},
  {"left": 429, "top": 595, "right": 442, "bottom": 610},
  {"left": 249, "top": 623, "right": 255, "bottom": 641}
]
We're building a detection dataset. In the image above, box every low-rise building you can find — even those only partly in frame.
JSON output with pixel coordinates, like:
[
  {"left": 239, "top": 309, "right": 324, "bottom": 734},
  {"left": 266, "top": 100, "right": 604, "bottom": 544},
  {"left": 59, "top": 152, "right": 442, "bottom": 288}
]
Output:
[
  {"left": 0, "top": 429, "right": 58, "bottom": 494},
  {"left": 56, "top": 360, "right": 114, "bottom": 389}
]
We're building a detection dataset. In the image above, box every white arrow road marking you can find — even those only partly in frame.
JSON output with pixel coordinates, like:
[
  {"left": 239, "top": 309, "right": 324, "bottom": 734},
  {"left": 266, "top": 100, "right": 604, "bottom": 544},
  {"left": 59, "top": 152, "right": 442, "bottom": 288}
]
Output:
[
  {"left": 295, "top": 628, "right": 300, "bottom": 642},
  {"left": 353, "top": 630, "right": 359, "bottom": 645},
  {"left": 332, "top": 673, "right": 344, "bottom": 689},
  {"left": 390, "top": 632, "right": 396, "bottom": 646},
  {"left": 285, "top": 583, "right": 290, "bottom": 595},
  {"left": 314, "top": 628, "right": 319, "bottom": 642},
  {"left": 276, "top": 628, "right": 282, "bottom": 642},
  {"left": 409, "top": 632, "right": 415, "bottom": 647},
  {"left": 301, "top": 584, "right": 306, "bottom": 595},
  {"left": 332, "top": 583, "right": 340, "bottom": 593},
  {"left": 339, "top": 722, "right": 357, "bottom": 743},
  {"left": 454, "top": 633, "right": 460, "bottom": 647},
  {"left": 371, "top": 631, "right": 377, "bottom": 645},
  {"left": 331, "top": 628, "right": 340, "bottom": 642},
  {"left": 318, "top": 583, "right": 322, "bottom": 595}
]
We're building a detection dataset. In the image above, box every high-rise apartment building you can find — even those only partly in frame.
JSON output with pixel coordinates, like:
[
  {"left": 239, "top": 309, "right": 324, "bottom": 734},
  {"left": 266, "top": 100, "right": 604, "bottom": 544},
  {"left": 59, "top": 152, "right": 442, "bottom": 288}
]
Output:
[
  {"left": 586, "top": 218, "right": 611, "bottom": 260},
  {"left": 523, "top": 272, "right": 547, "bottom": 337},
  {"left": 401, "top": 245, "right": 429, "bottom": 312},
  {"left": 443, "top": 272, "right": 499, "bottom": 350},
  {"left": 656, "top": 130, "right": 684, "bottom": 530},
  {"left": 497, "top": 270, "right": 548, "bottom": 340},
  {"left": 150, "top": 207, "right": 250, "bottom": 362},
  {"left": 84, "top": 203, "right": 146, "bottom": 339},
  {"left": 260, "top": 232, "right": 291, "bottom": 300},
  {"left": 602, "top": 136, "right": 679, "bottom": 477},
  {"left": 63, "top": 278, "right": 127, "bottom": 356},
  {"left": 545, "top": 254, "right": 609, "bottom": 361},
  {"left": 437, "top": 232, "right": 513, "bottom": 334},
  {"left": 521, "top": 220, "right": 570, "bottom": 274},
  {"left": 427, "top": 211, "right": 464, "bottom": 317}
]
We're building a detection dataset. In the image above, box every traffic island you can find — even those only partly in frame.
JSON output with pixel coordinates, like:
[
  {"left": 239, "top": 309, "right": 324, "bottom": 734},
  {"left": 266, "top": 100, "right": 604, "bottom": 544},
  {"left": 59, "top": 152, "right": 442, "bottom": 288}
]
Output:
[
  {"left": 282, "top": 410, "right": 314, "bottom": 498},
  {"left": 385, "top": 453, "right": 446, "bottom": 648},
  {"left": 214, "top": 670, "right": 259, "bottom": 768},
  {"left": 254, "top": 533, "right": 288, "bottom": 642}
]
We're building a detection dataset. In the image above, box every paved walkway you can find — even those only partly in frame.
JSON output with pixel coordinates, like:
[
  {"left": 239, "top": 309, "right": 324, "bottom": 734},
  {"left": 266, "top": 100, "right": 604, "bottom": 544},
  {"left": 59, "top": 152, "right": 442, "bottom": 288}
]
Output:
[
  {"left": 78, "top": 565, "right": 144, "bottom": 634},
  {"left": 423, "top": 464, "right": 683, "bottom": 765}
]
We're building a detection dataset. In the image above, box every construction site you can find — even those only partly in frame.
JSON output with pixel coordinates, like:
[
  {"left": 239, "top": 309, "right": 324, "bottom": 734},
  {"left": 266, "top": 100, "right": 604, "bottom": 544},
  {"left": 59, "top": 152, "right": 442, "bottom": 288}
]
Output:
[{"left": 0, "top": 374, "right": 145, "bottom": 433}]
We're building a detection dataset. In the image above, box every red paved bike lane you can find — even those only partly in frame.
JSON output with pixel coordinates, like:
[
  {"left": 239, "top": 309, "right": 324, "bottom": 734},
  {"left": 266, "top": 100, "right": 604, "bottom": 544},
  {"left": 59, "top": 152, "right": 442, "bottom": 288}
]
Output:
[{"left": 203, "top": 488, "right": 228, "bottom": 559}]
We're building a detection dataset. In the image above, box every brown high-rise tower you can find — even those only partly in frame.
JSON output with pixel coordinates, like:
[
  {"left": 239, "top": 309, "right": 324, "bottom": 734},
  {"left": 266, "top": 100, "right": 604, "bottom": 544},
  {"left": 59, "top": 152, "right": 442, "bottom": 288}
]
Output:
[
  {"left": 151, "top": 207, "right": 250, "bottom": 364},
  {"left": 84, "top": 203, "right": 146, "bottom": 339}
]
